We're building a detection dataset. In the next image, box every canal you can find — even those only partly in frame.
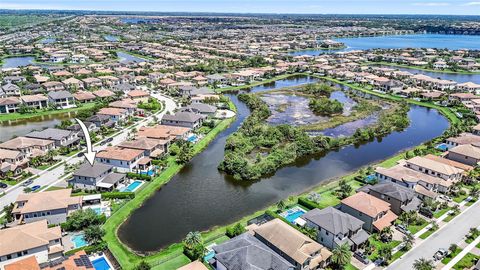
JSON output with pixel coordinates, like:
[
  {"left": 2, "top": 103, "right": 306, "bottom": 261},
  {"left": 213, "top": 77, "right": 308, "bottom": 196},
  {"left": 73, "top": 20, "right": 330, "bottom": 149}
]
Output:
[{"left": 118, "top": 75, "right": 450, "bottom": 252}]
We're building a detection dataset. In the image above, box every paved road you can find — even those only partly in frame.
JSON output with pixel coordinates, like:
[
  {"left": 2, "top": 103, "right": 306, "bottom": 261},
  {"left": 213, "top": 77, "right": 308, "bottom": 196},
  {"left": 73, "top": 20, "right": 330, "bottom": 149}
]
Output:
[
  {"left": 0, "top": 93, "right": 177, "bottom": 211},
  {"left": 387, "top": 200, "right": 480, "bottom": 270}
]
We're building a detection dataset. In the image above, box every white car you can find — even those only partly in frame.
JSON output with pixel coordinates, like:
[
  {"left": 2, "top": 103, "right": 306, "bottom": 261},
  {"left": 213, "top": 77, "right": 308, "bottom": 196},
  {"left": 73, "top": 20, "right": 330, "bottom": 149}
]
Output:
[{"left": 433, "top": 248, "right": 448, "bottom": 261}]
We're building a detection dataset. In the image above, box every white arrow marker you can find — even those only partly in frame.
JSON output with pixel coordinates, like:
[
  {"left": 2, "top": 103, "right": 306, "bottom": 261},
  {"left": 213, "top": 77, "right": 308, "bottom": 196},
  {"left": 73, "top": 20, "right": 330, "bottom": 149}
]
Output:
[{"left": 75, "top": 118, "right": 97, "bottom": 165}]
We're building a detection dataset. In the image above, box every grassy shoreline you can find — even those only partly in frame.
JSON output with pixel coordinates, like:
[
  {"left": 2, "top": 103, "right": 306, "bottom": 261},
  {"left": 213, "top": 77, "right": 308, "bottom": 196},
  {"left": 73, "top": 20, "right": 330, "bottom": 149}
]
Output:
[
  {"left": 105, "top": 73, "right": 460, "bottom": 269},
  {"left": 0, "top": 102, "right": 97, "bottom": 122},
  {"left": 365, "top": 61, "right": 480, "bottom": 75}
]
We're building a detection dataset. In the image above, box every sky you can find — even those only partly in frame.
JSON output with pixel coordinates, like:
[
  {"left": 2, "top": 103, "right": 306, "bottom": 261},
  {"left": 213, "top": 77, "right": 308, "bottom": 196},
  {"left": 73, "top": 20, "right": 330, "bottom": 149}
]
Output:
[{"left": 2, "top": 0, "right": 480, "bottom": 15}]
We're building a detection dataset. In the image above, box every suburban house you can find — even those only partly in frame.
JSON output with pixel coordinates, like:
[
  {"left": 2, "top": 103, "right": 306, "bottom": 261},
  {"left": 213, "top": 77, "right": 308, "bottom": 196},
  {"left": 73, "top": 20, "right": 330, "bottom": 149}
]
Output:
[
  {"left": 181, "top": 103, "right": 217, "bottom": 116},
  {"left": 303, "top": 207, "right": 369, "bottom": 251},
  {"left": 95, "top": 147, "right": 145, "bottom": 173},
  {"left": 20, "top": 95, "right": 48, "bottom": 110},
  {"left": 12, "top": 189, "right": 82, "bottom": 225},
  {"left": 0, "top": 97, "right": 21, "bottom": 114},
  {"left": 0, "top": 220, "right": 63, "bottom": 268},
  {"left": 25, "top": 128, "right": 80, "bottom": 149},
  {"left": 161, "top": 111, "right": 205, "bottom": 129},
  {"left": 70, "top": 163, "right": 126, "bottom": 191},
  {"left": 97, "top": 107, "right": 128, "bottom": 122},
  {"left": 73, "top": 91, "right": 96, "bottom": 103},
  {"left": 47, "top": 91, "right": 76, "bottom": 109},
  {"left": 4, "top": 250, "right": 93, "bottom": 270},
  {"left": 446, "top": 144, "right": 480, "bottom": 166},
  {"left": 211, "top": 233, "right": 294, "bottom": 270},
  {"left": 0, "top": 149, "right": 28, "bottom": 177},
  {"left": 445, "top": 133, "right": 480, "bottom": 149},
  {"left": 179, "top": 260, "right": 209, "bottom": 270},
  {"left": 405, "top": 156, "right": 464, "bottom": 183},
  {"left": 86, "top": 114, "right": 115, "bottom": 128},
  {"left": 253, "top": 218, "right": 332, "bottom": 270},
  {"left": 137, "top": 125, "right": 190, "bottom": 141},
  {"left": 109, "top": 99, "right": 137, "bottom": 115},
  {"left": 2, "top": 83, "right": 21, "bottom": 96},
  {"left": 117, "top": 137, "right": 168, "bottom": 158},
  {"left": 42, "top": 81, "right": 65, "bottom": 92},
  {"left": 358, "top": 182, "right": 421, "bottom": 215},
  {"left": 339, "top": 192, "right": 398, "bottom": 233},
  {"left": 127, "top": 89, "right": 150, "bottom": 101},
  {"left": 0, "top": 137, "right": 55, "bottom": 157}
]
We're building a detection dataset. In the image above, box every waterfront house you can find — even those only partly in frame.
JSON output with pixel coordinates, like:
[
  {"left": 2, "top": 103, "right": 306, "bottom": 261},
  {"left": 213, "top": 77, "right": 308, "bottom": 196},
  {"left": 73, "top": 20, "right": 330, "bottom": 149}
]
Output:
[
  {"left": 405, "top": 156, "right": 463, "bottom": 183},
  {"left": 4, "top": 250, "right": 94, "bottom": 270},
  {"left": 118, "top": 137, "right": 168, "bottom": 158},
  {"left": 446, "top": 133, "right": 480, "bottom": 149},
  {"left": 303, "top": 207, "right": 369, "bottom": 251},
  {"left": 358, "top": 182, "right": 421, "bottom": 215},
  {"left": 70, "top": 163, "right": 126, "bottom": 191},
  {"left": 95, "top": 147, "right": 145, "bottom": 173},
  {"left": 211, "top": 233, "right": 294, "bottom": 270},
  {"left": 339, "top": 192, "right": 398, "bottom": 233},
  {"left": 26, "top": 128, "right": 80, "bottom": 149},
  {"left": 86, "top": 114, "right": 115, "bottom": 128},
  {"left": 20, "top": 95, "right": 48, "bottom": 110},
  {"left": 457, "top": 82, "right": 480, "bottom": 94},
  {"left": 253, "top": 218, "right": 332, "bottom": 270},
  {"left": 181, "top": 103, "right": 217, "bottom": 116},
  {"left": 446, "top": 144, "right": 480, "bottom": 166},
  {"left": 0, "top": 97, "right": 20, "bottom": 114},
  {"left": 137, "top": 125, "right": 190, "bottom": 141},
  {"left": 12, "top": 189, "right": 82, "bottom": 225},
  {"left": 161, "top": 111, "right": 205, "bottom": 129},
  {"left": 0, "top": 137, "right": 55, "bottom": 157},
  {"left": 179, "top": 260, "right": 209, "bottom": 270},
  {"left": 0, "top": 220, "right": 63, "bottom": 268},
  {"left": 47, "top": 91, "right": 76, "bottom": 109}
]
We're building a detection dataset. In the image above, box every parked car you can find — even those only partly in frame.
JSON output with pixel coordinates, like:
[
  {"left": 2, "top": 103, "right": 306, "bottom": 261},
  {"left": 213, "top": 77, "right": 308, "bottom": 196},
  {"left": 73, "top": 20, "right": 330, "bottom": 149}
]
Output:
[
  {"left": 395, "top": 224, "right": 411, "bottom": 235},
  {"left": 30, "top": 185, "right": 41, "bottom": 192},
  {"left": 0, "top": 182, "right": 7, "bottom": 189},
  {"left": 374, "top": 258, "right": 385, "bottom": 266},
  {"left": 439, "top": 195, "right": 452, "bottom": 202},
  {"left": 354, "top": 251, "right": 370, "bottom": 264},
  {"left": 433, "top": 248, "right": 449, "bottom": 261},
  {"left": 419, "top": 207, "right": 434, "bottom": 218},
  {"left": 21, "top": 179, "right": 33, "bottom": 187}
]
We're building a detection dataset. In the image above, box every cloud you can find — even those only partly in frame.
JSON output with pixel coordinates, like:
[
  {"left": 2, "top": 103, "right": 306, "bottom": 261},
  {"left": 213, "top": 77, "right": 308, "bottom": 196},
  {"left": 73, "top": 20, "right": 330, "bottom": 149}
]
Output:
[
  {"left": 412, "top": 2, "right": 451, "bottom": 6},
  {"left": 463, "top": 1, "right": 480, "bottom": 5}
]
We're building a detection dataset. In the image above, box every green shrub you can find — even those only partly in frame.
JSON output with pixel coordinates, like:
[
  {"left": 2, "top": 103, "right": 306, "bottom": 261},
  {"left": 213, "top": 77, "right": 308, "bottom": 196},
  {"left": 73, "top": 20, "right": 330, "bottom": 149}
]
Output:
[
  {"left": 126, "top": 172, "right": 152, "bottom": 181},
  {"left": 101, "top": 192, "right": 135, "bottom": 200}
]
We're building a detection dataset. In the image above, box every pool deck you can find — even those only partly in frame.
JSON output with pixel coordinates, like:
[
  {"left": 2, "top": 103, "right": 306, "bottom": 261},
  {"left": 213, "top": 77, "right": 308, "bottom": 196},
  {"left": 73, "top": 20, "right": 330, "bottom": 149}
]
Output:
[{"left": 90, "top": 254, "right": 114, "bottom": 270}]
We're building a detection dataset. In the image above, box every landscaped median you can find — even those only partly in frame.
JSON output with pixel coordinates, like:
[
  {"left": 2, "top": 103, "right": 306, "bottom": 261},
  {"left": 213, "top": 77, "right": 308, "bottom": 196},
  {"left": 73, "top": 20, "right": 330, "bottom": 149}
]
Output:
[{"left": 102, "top": 104, "right": 237, "bottom": 269}]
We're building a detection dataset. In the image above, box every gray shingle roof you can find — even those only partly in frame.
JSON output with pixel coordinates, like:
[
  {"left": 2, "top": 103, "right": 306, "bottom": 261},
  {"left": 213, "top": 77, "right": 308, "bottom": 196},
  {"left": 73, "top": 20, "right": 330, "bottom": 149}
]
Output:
[
  {"left": 368, "top": 182, "right": 415, "bottom": 202},
  {"left": 213, "top": 233, "right": 294, "bottom": 270},
  {"left": 26, "top": 128, "right": 74, "bottom": 141},
  {"left": 303, "top": 207, "right": 364, "bottom": 235},
  {"left": 48, "top": 90, "right": 73, "bottom": 100},
  {"left": 73, "top": 163, "right": 113, "bottom": 178},
  {"left": 162, "top": 111, "right": 203, "bottom": 123}
]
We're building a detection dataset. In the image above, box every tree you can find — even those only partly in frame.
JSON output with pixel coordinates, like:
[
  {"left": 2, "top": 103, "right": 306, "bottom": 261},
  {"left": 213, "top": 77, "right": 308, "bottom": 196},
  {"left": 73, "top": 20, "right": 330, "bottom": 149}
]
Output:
[
  {"left": 380, "top": 227, "right": 393, "bottom": 242},
  {"left": 183, "top": 231, "right": 202, "bottom": 250},
  {"left": 449, "top": 244, "right": 458, "bottom": 254},
  {"left": 276, "top": 200, "right": 286, "bottom": 211},
  {"left": 84, "top": 225, "right": 105, "bottom": 245},
  {"left": 403, "top": 234, "right": 414, "bottom": 251},
  {"left": 176, "top": 143, "right": 193, "bottom": 164},
  {"left": 378, "top": 245, "right": 393, "bottom": 262},
  {"left": 331, "top": 243, "right": 352, "bottom": 269},
  {"left": 134, "top": 261, "right": 151, "bottom": 270},
  {"left": 2, "top": 203, "right": 14, "bottom": 224},
  {"left": 338, "top": 180, "right": 353, "bottom": 199},
  {"left": 413, "top": 258, "right": 435, "bottom": 270}
]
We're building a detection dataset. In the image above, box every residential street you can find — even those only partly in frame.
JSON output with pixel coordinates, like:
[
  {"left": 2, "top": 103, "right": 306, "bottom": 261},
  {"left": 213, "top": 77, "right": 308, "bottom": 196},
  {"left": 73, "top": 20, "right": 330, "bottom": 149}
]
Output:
[
  {"left": 0, "top": 93, "right": 177, "bottom": 211},
  {"left": 387, "top": 200, "right": 480, "bottom": 270}
]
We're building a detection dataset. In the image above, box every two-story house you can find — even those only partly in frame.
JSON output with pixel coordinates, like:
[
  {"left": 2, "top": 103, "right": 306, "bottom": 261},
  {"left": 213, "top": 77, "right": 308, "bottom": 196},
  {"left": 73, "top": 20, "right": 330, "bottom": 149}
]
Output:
[
  {"left": 12, "top": 189, "right": 82, "bottom": 225},
  {"left": 303, "top": 207, "right": 369, "bottom": 251},
  {"left": 95, "top": 147, "right": 145, "bottom": 173},
  {"left": 26, "top": 128, "right": 80, "bottom": 149},
  {"left": 339, "top": 192, "right": 398, "bottom": 233},
  {"left": 47, "top": 91, "right": 76, "bottom": 109},
  {"left": 70, "top": 163, "right": 126, "bottom": 191},
  {"left": 446, "top": 144, "right": 480, "bottom": 167},
  {"left": 358, "top": 182, "right": 421, "bottom": 215}
]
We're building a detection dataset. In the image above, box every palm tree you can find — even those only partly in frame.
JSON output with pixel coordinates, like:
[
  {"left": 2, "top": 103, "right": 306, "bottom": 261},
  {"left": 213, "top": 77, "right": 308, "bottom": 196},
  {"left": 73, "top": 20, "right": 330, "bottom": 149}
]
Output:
[
  {"left": 403, "top": 234, "right": 414, "bottom": 251},
  {"left": 378, "top": 245, "right": 393, "bottom": 262},
  {"left": 380, "top": 226, "right": 393, "bottom": 242},
  {"left": 183, "top": 231, "right": 202, "bottom": 250},
  {"left": 331, "top": 243, "right": 352, "bottom": 269},
  {"left": 276, "top": 200, "right": 286, "bottom": 211},
  {"left": 413, "top": 258, "right": 434, "bottom": 270}
]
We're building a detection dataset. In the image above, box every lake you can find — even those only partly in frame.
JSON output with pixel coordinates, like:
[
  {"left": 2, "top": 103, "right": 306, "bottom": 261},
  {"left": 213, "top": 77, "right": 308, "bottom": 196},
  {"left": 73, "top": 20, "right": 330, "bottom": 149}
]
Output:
[
  {"left": 118, "top": 75, "right": 450, "bottom": 252},
  {"left": 289, "top": 34, "right": 480, "bottom": 56}
]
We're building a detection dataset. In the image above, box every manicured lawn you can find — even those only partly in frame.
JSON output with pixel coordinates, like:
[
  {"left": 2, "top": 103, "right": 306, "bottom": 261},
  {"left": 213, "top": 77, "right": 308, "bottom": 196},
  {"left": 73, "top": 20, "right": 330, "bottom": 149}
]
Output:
[
  {"left": 407, "top": 218, "right": 428, "bottom": 234},
  {"left": 453, "top": 193, "right": 469, "bottom": 203},
  {"left": 444, "top": 212, "right": 458, "bottom": 222},
  {"left": 453, "top": 252, "right": 480, "bottom": 270},
  {"left": 45, "top": 186, "right": 66, "bottom": 192},
  {"left": 419, "top": 226, "right": 438, "bottom": 240},
  {"left": 368, "top": 238, "right": 401, "bottom": 261},
  {"left": 390, "top": 247, "right": 409, "bottom": 263},
  {"left": 150, "top": 254, "right": 191, "bottom": 270},
  {"left": 0, "top": 102, "right": 97, "bottom": 122},
  {"left": 434, "top": 207, "right": 451, "bottom": 219},
  {"left": 0, "top": 179, "right": 17, "bottom": 186},
  {"left": 441, "top": 246, "right": 463, "bottom": 264},
  {"left": 35, "top": 164, "right": 50, "bottom": 170}
]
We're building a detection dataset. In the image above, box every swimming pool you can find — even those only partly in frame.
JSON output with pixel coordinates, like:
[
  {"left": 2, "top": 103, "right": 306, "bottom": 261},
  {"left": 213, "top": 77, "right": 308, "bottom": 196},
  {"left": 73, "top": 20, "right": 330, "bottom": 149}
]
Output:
[
  {"left": 122, "top": 181, "right": 142, "bottom": 192},
  {"left": 71, "top": 234, "right": 88, "bottom": 249},
  {"left": 364, "top": 174, "right": 377, "bottom": 184},
  {"left": 92, "top": 257, "right": 111, "bottom": 270},
  {"left": 281, "top": 207, "right": 306, "bottom": 223},
  {"left": 187, "top": 135, "right": 198, "bottom": 142},
  {"left": 204, "top": 250, "right": 215, "bottom": 262},
  {"left": 436, "top": 143, "right": 449, "bottom": 151}
]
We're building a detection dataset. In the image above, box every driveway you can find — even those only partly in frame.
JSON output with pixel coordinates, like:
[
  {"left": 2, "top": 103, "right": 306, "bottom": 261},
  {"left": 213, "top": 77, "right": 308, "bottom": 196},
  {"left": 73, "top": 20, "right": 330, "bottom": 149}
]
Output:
[{"left": 387, "top": 200, "right": 480, "bottom": 270}]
